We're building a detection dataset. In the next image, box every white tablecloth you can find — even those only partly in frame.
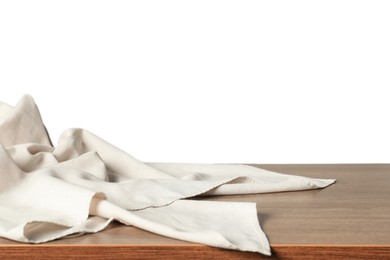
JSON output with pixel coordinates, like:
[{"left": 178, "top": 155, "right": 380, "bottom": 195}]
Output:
[{"left": 0, "top": 95, "right": 335, "bottom": 255}]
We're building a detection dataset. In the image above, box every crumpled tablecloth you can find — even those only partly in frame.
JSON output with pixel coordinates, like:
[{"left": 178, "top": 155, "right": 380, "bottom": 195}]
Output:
[{"left": 0, "top": 95, "right": 335, "bottom": 255}]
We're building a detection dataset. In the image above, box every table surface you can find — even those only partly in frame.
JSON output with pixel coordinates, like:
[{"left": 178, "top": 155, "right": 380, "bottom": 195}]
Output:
[{"left": 1, "top": 164, "right": 389, "bottom": 259}]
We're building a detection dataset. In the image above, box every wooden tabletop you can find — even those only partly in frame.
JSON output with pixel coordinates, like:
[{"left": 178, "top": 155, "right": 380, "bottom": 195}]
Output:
[{"left": 1, "top": 164, "right": 389, "bottom": 259}]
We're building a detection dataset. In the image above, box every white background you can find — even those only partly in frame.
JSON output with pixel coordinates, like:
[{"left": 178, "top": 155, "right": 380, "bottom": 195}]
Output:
[{"left": 1, "top": 1, "right": 389, "bottom": 164}]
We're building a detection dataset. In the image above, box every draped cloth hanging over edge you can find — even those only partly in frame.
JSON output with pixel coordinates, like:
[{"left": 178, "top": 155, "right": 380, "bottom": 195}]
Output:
[{"left": 0, "top": 95, "right": 335, "bottom": 256}]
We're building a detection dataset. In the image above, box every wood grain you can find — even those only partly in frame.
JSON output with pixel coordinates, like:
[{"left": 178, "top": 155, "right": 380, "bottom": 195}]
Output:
[
  {"left": 1, "top": 164, "right": 389, "bottom": 259},
  {"left": 1, "top": 244, "right": 389, "bottom": 259}
]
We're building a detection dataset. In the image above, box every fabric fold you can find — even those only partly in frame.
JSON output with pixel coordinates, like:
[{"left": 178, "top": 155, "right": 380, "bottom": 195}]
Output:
[{"left": 0, "top": 95, "right": 336, "bottom": 256}]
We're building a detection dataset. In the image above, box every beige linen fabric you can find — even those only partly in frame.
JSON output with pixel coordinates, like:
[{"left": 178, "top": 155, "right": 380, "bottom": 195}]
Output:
[{"left": 0, "top": 95, "right": 335, "bottom": 256}]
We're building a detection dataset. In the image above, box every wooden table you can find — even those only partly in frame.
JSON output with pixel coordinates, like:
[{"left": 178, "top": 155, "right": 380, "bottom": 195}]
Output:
[{"left": 1, "top": 164, "right": 389, "bottom": 259}]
